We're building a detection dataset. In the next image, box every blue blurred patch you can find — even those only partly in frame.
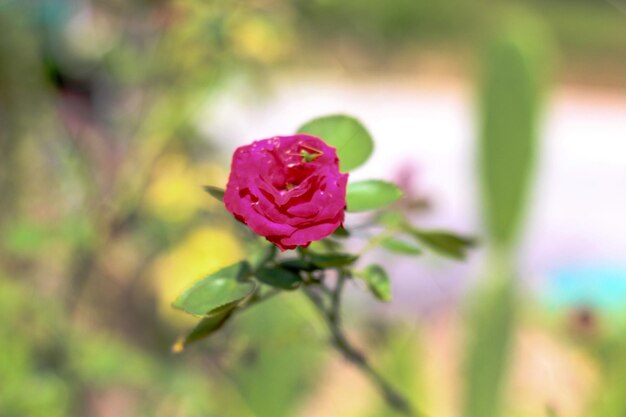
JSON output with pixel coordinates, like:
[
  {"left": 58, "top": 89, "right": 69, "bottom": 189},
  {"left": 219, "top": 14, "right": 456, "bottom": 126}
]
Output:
[{"left": 544, "top": 265, "right": 626, "bottom": 314}]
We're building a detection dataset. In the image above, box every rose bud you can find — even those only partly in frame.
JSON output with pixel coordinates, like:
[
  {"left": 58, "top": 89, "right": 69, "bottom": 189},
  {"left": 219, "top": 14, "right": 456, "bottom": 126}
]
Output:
[{"left": 224, "top": 135, "right": 348, "bottom": 251}]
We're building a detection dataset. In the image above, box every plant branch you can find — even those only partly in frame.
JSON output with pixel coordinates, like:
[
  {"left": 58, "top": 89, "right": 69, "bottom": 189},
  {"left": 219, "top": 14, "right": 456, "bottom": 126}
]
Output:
[{"left": 303, "top": 274, "right": 418, "bottom": 417}]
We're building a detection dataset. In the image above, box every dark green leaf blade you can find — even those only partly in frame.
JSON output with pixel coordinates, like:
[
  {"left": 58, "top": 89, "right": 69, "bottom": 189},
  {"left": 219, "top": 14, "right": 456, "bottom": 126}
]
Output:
[
  {"left": 297, "top": 114, "right": 374, "bottom": 172},
  {"left": 410, "top": 229, "right": 476, "bottom": 260},
  {"left": 256, "top": 266, "right": 302, "bottom": 290},
  {"left": 332, "top": 227, "right": 350, "bottom": 238},
  {"left": 346, "top": 180, "right": 403, "bottom": 213},
  {"left": 309, "top": 252, "right": 358, "bottom": 268},
  {"left": 172, "top": 309, "right": 234, "bottom": 352},
  {"left": 173, "top": 262, "right": 255, "bottom": 316},
  {"left": 359, "top": 264, "right": 392, "bottom": 302},
  {"left": 279, "top": 259, "right": 319, "bottom": 273},
  {"left": 203, "top": 185, "right": 225, "bottom": 202}
]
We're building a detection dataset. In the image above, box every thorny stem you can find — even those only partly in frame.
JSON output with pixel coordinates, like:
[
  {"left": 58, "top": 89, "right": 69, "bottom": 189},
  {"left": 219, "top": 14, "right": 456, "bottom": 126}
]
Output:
[{"left": 303, "top": 270, "right": 419, "bottom": 417}]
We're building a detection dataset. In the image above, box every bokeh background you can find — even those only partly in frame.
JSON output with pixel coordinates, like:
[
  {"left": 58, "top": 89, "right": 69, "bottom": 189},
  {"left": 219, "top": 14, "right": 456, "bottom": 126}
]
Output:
[{"left": 1, "top": 0, "right": 626, "bottom": 416}]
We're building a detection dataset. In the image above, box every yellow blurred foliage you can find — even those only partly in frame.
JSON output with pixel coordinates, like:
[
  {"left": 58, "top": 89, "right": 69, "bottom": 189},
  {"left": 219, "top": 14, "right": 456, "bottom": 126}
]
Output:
[
  {"left": 230, "top": 14, "right": 291, "bottom": 63},
  {"left": 144, "top": 154, "right": 228, "bottom": 223},
  {"left": 152, "top": 226, "right": 243, "bottom": 327}
]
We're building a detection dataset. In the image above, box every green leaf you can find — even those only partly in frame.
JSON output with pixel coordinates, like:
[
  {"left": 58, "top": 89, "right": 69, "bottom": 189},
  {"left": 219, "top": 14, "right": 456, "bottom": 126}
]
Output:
[
  {"left": 255, "top": 266, "right": 302, "bottom": 290},
  {"left": 249, "top": 244, "right": 278, "bottom": 270},
  {"left": 346, "top": 180, "right": 403, "bottom": 212},
  {"left": 359, "top": 264, "right": 392, "bottom": 302},
  {"left": 332, "top": 227, "right": 350, "bottom": 238},
  {"left": 308, "top": 238, "right": 343, "bottom": 253},
  {"left": 410, "top": 229, "right": 476, "bottom": 260},
  {"left": 380, "top": 237, "right": 422, "bottom": 255},
  {"left": 173, "top": 262, "right": 255, "bottom": 316},
  {"left": 478, "top": 10, "right": 553, "bottom": 249},
  {"left": 377, "top": 211, "right": 406, "bottom": 229},
  {"left": 464, "top": 276, "right": 516, "bottom": 417},
  {"left": 279, "top": 259, "right": 319, "bottom": 273},
  {"left": 309, "top": 252, "right": 358, "bottom": 268},
  {"left": 203, "top": 185, "right": 225, "bottom": 202},
  {"left": 172, "top": 309, "right": 234, "bottom": 352},
  {"left": 297, "top": 114, "right": 374, "bottom": 172}
]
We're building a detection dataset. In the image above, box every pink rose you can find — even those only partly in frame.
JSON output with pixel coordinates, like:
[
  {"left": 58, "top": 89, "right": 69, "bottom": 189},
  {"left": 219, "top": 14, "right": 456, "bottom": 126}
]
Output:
[{"left": 224, "top": 135, "right": 348, "bottom": 251}]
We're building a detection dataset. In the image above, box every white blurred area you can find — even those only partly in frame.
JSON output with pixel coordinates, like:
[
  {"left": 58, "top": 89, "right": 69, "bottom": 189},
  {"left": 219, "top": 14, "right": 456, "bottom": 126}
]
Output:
[{"left": 200, "top": 73, "right": 626, "bottom": 312}]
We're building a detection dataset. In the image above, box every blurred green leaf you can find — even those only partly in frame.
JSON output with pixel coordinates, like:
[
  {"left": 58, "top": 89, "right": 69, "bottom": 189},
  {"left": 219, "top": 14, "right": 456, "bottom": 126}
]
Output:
[
  {"left": 173, "top": 262, "right": 255, "bottom": 316},
  {"left": 365, "top": 326, "right": 425, "bottom": 417},
  {"left": 256, "top": 266, "right": 302, "bottom": 290},
  {"left": 332, "top": 226, "right": 350, "bottom": 238},
  {"left": 249, "top": 243, "right": 278, "bottom": 270},
  {"left": 3, "top": 221, "right": 49, "bottom": 255},
  {"left": 309, "top": 252, "right": 358, "bottom": 268},
  {"left": 203, "top": 185, "right": 225, "bottom": 202},
  {"left": 464, "top": 276, "right": 516, "bottom": 417},
  {"left": 297, "top": 114, "right": 374, "bottom": 172},
  {"left": 231, "top": 295, "right": 326, "bottom": 417},
  {"left": 464, "top": 11, "right": 554, "bottom": 417},
  {"left": 410, "top": 229, "right": 475, "bottom": 260},
  {"left": 380, "top": 237, "right": 422, "bottom": 255},
  {"left": 359, "top": 264, "right": 392, "bottom": 302},
  {"left": 378, "top": 211, "right": 406, "bottom": 229},
  {"left": 478, "top": 9, "right": 553, "bottom": 248},
  {"left": 346, "top": 180, "right": 403, "bottom": 212},
  {"left": 173, "top": 310, "right": 234, "bottom": 352},
  {"left": 308, "top": 237, "right": 343, "bottom": 253}
]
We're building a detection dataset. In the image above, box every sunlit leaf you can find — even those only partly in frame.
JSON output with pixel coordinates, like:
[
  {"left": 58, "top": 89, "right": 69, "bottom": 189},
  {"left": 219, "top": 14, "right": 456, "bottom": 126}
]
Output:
[
  {"left": 297, "top": 114, "right": 374, "bottom": 172},
  {"left": 173, "top": 262, "right": 255, "bottom": 316},
  {"left": 346, "top": 180, "right": 403, "bottom": 212},
  {"left": 256, "top": 266, "right": 302, "bottom": 290}
]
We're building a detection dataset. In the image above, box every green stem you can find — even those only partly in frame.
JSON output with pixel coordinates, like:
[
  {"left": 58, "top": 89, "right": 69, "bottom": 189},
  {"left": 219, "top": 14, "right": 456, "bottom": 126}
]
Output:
[{"left": 303, "top": 272, "right": 418, "bottom": 417}]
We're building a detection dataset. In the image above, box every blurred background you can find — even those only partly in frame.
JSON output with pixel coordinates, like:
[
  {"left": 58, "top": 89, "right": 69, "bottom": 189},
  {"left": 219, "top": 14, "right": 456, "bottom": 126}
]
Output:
[{"left": 1, "top": 0, "right": 626, "bottom": 416}]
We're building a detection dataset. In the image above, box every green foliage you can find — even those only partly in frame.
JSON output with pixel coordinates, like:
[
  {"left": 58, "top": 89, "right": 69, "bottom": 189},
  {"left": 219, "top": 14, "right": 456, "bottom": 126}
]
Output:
[
  {"left": 464, "top": 9, "right": 554, "bottom": 417},
  {"left": 176, "top": 112, "right": 476, "bottom": 415},
  {"left": 373, "top": 210, "right": 475, "bottom": 261},
  {"left": 365, "top": 326, "right": 425, "bottom": 417},
  {"left": 380, "top": 237, "right": 422, "bottom": 256},
  {"left": 249, "top": 244, "right": 278, "bottom": 270},
  {"left": 359, "top": 264, "right": 392, "bottom": 302},
  {"left": 173, "top": 262, "right": 256, "bottom": 316},
  {"left": 228, "top": 296, "right": 326, "bottom": 417},
  {"left": 463, "top": 275, "right": 516, "bottom": 417},
  {"left": 308, "top": 252, "right": 359, "bottom": 268},
  {"left": 297, "top": 114, "right": 374, "bottom": 172},
  {"left": 586, "top": 337, "right": 626, "bottom": 417},
  {"left": 173, "top": 311, "right": 234, "bottom": 353},
  {"left": 255, "top": 266, "right": 302, "bottom": 290},
  {"left": 0, "top": 279, "right": 71, "bottom": 417},
  {"left": 346, "top": 180, "right": 403, "bottom": 212},
  {"left": 478, "top": 8, "right": 554, "bottom": 249},
  {"left": 409, "top": 229, "right": 475, "bottom": 260}
]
